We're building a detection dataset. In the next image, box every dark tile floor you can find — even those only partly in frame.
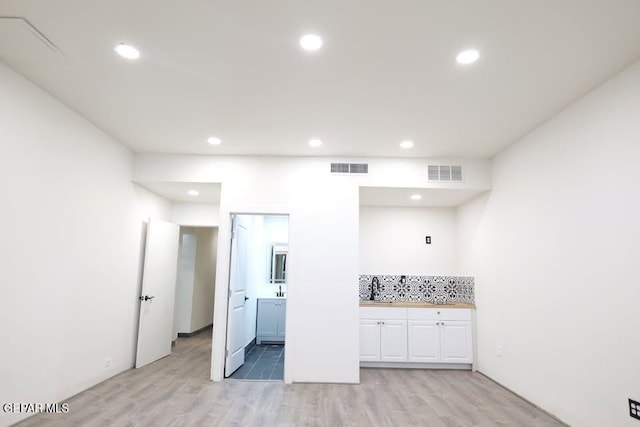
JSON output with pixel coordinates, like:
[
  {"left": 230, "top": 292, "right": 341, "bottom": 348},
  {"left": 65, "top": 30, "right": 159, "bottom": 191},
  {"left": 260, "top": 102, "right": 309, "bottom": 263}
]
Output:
[{"left": 229, "top": 344, "right": 284, "bottom": 380}]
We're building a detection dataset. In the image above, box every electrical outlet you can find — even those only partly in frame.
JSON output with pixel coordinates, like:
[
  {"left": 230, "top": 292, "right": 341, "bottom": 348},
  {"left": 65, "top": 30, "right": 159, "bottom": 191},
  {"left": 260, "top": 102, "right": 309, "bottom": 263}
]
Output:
[
  {"left": 104, "top": 358, "right": 112, "bottom": 369},
  {"left": 496, "top": 345, "right": 503, "bottom": 358},
  {"left": 630, "top": 398, "right": 640, "bottom": 420},
  {"left": 425, "top": 236, "right": 431, "bottom": 244}
]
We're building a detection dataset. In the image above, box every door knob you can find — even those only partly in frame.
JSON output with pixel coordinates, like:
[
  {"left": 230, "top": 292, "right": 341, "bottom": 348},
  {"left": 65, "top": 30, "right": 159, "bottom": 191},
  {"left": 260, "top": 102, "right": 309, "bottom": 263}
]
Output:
[
  {"left": 139, "top": 295, "right": 155, "bottom": 301},
  {"left": 244, "top": 296, "right": 249, "bottom": 301}
]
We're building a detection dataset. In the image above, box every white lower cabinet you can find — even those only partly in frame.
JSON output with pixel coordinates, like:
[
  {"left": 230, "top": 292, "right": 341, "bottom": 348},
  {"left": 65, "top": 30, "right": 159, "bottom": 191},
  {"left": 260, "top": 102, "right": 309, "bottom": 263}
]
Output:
[
  {"left": 440, "top": 321, "right": 473, "bottom": 363},
  {"left": 359, "top": 319, "right": 381, "bottom": 361},
  {"left": 276, "top": 300, "right": 286, "bottom": 339},
  {"left": 380, "top": 320, "right": 408, "bottom": 361},
  {"left": 360, "top": 306, "right": 473, "bottom": 368},
  {"left": 359, "top": 307, "right": 408, "bottom": 362},
  {"left": 257, "top": 298, "right": 286, "bottom": 344},
  {"left": 407, "top": 320, "right": 440, "bottom": 362}
]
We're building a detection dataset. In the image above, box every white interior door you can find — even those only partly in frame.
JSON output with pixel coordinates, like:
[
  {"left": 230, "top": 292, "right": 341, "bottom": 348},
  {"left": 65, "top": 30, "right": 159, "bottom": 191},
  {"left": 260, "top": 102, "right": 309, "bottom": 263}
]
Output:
[
  {"left": 135, "top": 218, "right": 180, "bottom": 368},
  {"left": 225, "top": 215, "right": 248, "bottom": 377}
]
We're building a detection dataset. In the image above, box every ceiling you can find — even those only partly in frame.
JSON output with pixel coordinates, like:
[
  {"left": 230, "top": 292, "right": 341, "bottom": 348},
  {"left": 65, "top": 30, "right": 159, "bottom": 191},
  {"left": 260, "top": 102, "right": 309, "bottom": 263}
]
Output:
[
  {"left": 360, "top": 187, "right": 486, "bottom": 208},
  {"left": 140, "top": 182, "right": 221, "bottom": 203},
  {"left": 138, "top": 182, "right": 221, "bottom": 204},
  {"left": 1, "top": 1, "right": 640, "bottom": 159}
]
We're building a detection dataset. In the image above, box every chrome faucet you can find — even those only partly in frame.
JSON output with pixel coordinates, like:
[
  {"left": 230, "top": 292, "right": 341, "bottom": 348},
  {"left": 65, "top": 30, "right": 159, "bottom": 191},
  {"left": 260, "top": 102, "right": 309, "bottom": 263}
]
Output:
[{"left": 369, "top": 277, "right": 380, "bottom": 301}]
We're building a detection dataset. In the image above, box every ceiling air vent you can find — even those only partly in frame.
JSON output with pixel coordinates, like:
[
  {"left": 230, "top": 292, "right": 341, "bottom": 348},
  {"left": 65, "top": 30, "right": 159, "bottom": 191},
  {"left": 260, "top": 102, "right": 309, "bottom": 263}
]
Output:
[
  {"left": 428, "top": 165, "right": 463, "bottom": 182},
  {"left": 440, "top": 165, "right": 451, "bottom": 181},
  {"left": 349, "top": 163, "right": 368, "bottom": 174},
  {"left": 331, "top": 163, "right": 350, "bottom": 173},
  {"left": 451, "top": 165, "right": 463, "bottom": 181},
  {"left": 428, "top": 165, "right": 439, "bottom": 180},
  {"left": 330, "top": 163, "right": 369, "bottom": 174}
]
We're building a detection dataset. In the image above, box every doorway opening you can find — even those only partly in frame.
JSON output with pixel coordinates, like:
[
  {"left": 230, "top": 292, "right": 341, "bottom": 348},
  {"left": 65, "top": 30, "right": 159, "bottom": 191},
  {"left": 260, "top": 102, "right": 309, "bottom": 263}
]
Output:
[
  {"left": 173, "top": 226, "right": 218, "bottom": 342},
  {"left": 224, "top": 214, "right": 289, "bottom": 381},
  {"left": 135, "top": 219, "right": 218, "bottom": 375}
]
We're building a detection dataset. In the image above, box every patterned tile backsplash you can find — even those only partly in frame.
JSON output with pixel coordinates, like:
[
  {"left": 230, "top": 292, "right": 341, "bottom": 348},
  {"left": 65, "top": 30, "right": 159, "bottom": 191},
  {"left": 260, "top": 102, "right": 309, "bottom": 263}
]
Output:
[{"left": 359, "top": 275, "right": 475, "bottom": 305}]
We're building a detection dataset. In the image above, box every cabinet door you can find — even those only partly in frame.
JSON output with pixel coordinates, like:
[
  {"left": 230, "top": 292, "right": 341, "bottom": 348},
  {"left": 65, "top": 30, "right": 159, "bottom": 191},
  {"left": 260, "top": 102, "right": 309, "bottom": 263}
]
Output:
[
  {"left": 440, "top": 321, "right": 473, "bottom": 363},
  {"left": 359, "top": 320, "right": 381, "bottom": 361},
  {"left": 380, "top": 319, "right": 408, "bottom": 362},
  {"left": 276, "top": 301, "right": 286, "bottom": 338},
  {"left": 408, "top": 320, "right": 440, "bottom": 363},
  {"left": 257, "top": 300, "right": 278, "bottom": 338}
]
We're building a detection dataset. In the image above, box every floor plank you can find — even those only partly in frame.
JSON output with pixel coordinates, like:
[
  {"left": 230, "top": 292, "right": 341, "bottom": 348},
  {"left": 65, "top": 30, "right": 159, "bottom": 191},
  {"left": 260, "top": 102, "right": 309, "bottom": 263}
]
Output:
[{"left": 15, "top": 331, "right": 564, "bottom": 426}]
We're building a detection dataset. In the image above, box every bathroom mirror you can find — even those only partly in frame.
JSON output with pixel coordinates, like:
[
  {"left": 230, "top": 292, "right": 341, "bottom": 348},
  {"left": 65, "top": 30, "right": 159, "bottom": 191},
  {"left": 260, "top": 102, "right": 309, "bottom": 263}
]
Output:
[{"left": 269, "top": 243, "right": 287, "bottom": 284}]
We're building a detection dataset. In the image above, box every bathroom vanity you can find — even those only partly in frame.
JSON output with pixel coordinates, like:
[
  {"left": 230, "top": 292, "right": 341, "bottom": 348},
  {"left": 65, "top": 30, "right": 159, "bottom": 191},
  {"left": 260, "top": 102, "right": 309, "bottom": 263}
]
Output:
[{"left": 256, "top": 298, "right": 286, "bottom": 344}]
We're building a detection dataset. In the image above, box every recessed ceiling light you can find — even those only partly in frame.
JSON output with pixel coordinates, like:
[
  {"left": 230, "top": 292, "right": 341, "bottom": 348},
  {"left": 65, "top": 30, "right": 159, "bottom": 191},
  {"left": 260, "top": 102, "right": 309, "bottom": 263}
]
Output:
[
  {"left": 300, "top": 34, "right": 323, "bottom": 51},
  {"left": 456, "top": 49, "right": 480, "bottom": 65},
  {"left": 114, "top": 43, "right": 140, "bottom": 60},
  {"left": 309, "top": 138, "right": 322, "bottom": 147},
  {"left": 400, "top": 140, "right": 414, "bottom": 149},
  {"left": 207, "top": 137, "right": 222, "bottom": 145},
  {"left": 410, "top": 194, "right": 422, "bottom": 201},
  {"left": 187, "top": 190, "right": 199, "bottom": 196}
]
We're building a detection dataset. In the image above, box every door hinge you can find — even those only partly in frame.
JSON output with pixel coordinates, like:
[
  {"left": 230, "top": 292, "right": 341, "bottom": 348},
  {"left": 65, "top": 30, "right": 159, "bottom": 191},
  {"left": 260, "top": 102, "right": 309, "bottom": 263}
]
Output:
[{"left": 225, "top": 350, "right": 229, "bottom": 358}]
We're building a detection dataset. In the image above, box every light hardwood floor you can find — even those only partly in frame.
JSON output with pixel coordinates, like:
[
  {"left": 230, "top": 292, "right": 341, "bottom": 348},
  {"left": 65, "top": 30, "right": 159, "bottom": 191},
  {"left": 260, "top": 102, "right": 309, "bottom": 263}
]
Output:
[{"left": 17, "top": 331, "right": 564, "bottom": 426}]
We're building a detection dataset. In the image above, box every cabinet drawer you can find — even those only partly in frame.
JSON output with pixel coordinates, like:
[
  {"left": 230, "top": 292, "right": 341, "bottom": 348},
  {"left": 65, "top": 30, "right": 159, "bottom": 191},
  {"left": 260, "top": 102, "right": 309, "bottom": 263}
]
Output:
[
  {"left": 407, "top": 308, "right": 439, "bottom": 320},
  {"left": 360, "top": 307, "right": 407, "bottom": 320},
  {"left": 408, "top": 308, "right": 472, "bottom": 321},
  {"left": 439, "top": 309, "right": 471, "bottom": 321}
]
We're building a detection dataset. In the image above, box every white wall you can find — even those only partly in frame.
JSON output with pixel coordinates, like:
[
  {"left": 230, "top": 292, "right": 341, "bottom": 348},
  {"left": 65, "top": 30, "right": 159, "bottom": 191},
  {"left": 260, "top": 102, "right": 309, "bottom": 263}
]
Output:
[
  {"left": 174, "top": 230, "right": 197, "bottom": 335},
  {"left": 190, "top": 227, "right": 217, "bottom": 331},
  {"left": 360, "top": 206, "right": 457, "bottom": 275},
  {"left": 171, "top": 202, "right": 219, "bottom": 226},
  {"left": 134, "top": 185, "right": 172, "bottom": 222},
  {"left": 257, "top": 215, "right": 289, "bottom": 298},
  {"left": 457, "top": 60, "right": 640, "bottom": 426},
  {"left": 133, "top": 155, "right": 489, "bottom": 384},
  {"left": 0, "top": 63, "right": 170, "bottom": 426}
]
